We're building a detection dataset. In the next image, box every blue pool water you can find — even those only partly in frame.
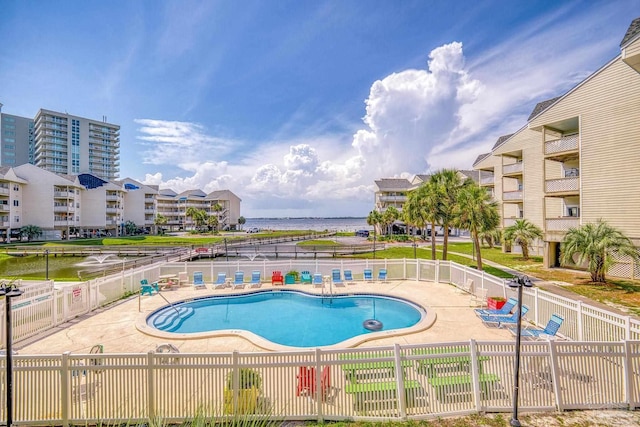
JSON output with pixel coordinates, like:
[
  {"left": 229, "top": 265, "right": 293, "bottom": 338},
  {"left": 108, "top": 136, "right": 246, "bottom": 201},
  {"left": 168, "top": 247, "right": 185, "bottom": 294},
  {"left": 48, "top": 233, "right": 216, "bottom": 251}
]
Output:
[{"left": 147, "top": 290, "right": 424, "bottom": 347}]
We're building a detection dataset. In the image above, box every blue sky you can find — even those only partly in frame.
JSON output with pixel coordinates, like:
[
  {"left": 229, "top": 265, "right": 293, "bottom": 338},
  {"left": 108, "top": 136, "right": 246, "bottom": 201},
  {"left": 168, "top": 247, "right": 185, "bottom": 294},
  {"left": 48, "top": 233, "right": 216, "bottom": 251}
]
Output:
[{"left": 1, "top": 1, "right": 638, "bottom": 217}]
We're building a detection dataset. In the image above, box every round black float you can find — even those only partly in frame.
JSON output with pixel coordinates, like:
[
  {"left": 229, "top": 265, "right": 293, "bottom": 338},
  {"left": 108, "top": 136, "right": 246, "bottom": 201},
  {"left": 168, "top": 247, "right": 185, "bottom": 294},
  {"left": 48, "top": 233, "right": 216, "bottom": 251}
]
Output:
[{"left": 363, "top": 319, "right": 383, "bottom": 331}]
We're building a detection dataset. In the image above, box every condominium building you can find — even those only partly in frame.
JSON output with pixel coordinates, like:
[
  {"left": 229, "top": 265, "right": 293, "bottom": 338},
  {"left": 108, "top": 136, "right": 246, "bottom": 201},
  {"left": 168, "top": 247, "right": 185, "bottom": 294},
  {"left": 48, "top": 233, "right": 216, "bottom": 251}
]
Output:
[
  {"left": 473, "top": 17, "right": 640, "bottom": 269},
  {"left": 33, "top": 109, "right": 120, "bottom": 180},
  {"left": 0, "top": 105, "right": 35, "bottom": 166},
  {"left": 156, "top": 188, "right": 241, "bottom": 232}
]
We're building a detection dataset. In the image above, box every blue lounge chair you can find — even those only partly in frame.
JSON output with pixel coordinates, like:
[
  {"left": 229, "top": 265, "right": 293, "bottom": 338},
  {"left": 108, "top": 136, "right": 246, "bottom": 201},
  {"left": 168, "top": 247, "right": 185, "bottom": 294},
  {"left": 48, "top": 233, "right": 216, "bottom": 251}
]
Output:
[
  {"left": 250, "top": 271, "right": 262, "bottom": 288},
  {"left": 214, "top": 272, "right": 227, "bottom": 289},
  {"left": 377, "top": 269, "right": 387, "bottom": 282},
  {"left": 475, "top": 297, "right": 517, "bottom": 317},
  {"left": 343, "top": 269, "right": 355, "bottom": 285},
  {"left": 193, "top": 272, "right": 206, "bottom": 290},
  {"left": 480, "top": 305, "right": 529, "bottom": 327},
  {"left": 509, "top": 314, "right": 564, "bottom": 340},
  {"left": 312, "top": 273, "right": 324, "bottom": 288},
  {"left": 332, "top": 269, "right": 344, "bottom": 287},
  {"left": 300, "top": 270, "right": 312, "bottom": 284},
  {"left": 140, "top": 279, "right": 158, "bottom": 296},
  {"left": 363, "top": 269, "right": 373, "bottom": 282},
  {"left": 233, "top": 271, "right": 245, "bottom": 289}
]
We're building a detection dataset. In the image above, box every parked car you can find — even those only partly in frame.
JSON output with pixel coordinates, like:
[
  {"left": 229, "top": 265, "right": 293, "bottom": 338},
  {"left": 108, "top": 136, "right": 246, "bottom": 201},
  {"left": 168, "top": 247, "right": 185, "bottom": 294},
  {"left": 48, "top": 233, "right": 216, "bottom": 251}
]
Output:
[
  {"left": 246, "top": 227, "right": 260, "bottom": 233},
  {"left": 355, "top": 230, "right": 370, "bottom": 237}
]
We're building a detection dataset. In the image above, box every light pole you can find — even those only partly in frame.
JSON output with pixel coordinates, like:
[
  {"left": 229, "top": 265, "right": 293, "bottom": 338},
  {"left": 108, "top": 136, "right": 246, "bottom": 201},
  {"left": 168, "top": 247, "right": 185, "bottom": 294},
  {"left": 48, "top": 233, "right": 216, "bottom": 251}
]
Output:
[
  {"left": 507, "top": 274, "right": 533, "bottom": 427},
  {"left": 1, "top": 281, "right": 24, "bottom": 427},
  {"left": 44, "top": 249, "right": 50, "bottom": 281}
]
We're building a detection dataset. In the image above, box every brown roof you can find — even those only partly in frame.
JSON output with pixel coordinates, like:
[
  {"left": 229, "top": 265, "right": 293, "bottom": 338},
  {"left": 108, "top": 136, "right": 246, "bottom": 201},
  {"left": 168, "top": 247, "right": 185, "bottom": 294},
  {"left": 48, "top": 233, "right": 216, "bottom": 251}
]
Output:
[{"left": 621, "top": 17, "right": 640, "bottom": 47}]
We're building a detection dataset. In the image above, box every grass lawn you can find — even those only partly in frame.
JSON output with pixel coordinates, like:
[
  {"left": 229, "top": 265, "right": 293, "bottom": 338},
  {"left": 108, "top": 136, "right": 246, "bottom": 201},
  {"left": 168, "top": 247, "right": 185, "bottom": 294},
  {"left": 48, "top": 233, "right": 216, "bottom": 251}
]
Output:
[{"left": 297, "top": 239, "right": 341, "bottom": 246}]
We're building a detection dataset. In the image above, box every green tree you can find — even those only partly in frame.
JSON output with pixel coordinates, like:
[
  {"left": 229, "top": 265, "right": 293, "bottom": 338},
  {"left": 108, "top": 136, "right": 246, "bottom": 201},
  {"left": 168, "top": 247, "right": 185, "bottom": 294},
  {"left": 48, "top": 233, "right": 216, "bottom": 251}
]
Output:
[
  {"left": 503, "top": 219, "right": 543, "bottom": 260},
  {"left": 560, "top": 219, "right": 640, "bottom": 283},
  {"left": 207, "top": 214, "right": 219, "bottom": 232},
  {"left": 238, "top": 216, "right": 246, "bottom": 230},
  {"left": 154, "top": 214, "right": 167, "bottom": 235},
  {"left": 124, "top": 220, "right": 138, "bottom": 235},
  {"left": 479, "top": 228, "right": 502, "bottom": 249},
  {"left": 404, "top": 182, "right": 440, "bottom": 260},
  {"left": 366, "top": 210, "right": 382, "bottom": 236},
  {"left": 20, "top": 225, "right": 42, "bottom": 242},
  {"left": 455, "top": 183, "right": 500, "bottom": 270},
  {"left": 431, "top": 169, "right": 469, "bottom": 260},
  {"left": 186, "top": 207, "right": 207, "bottom": 231},
  {"left": 382, "top": 206, "right": 400, "bottom": 236}
]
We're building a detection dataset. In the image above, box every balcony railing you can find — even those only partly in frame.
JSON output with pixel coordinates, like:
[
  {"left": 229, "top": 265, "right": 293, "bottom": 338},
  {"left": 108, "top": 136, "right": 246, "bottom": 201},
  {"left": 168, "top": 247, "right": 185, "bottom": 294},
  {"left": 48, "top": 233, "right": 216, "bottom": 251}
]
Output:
[
  {"left": 378, "top": 195, "right": 407, "bottom": 202},
  {"left": 502, "top": 217, "right": 524, "bottom": 227},
  {"left": 545, "top": 177, "right": 580, "bottom": 193},
  {"left": 480, "top": 176, "right": 494, "bottom": 185},
  {"left": 502, "top": 162, "right": 523, "bottom": 175},
  {"left": 546, "top": 217, "right": 580, "bottom": 232},
  {"left": 502, "top": 190, "right": 523, "bottom": 201},
  {"left": 545, "top": 134, "right": 579, "bottom": 155}
]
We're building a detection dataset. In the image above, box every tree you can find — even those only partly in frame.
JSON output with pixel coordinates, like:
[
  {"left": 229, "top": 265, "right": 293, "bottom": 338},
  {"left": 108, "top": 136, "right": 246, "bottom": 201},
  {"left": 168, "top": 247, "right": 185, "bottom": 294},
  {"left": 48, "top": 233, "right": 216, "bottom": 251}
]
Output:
[
  {"left": 560, "top": 219, "right": 640, "bottom": 283},
  {"left": 381, "top": 206, "right": 400, "bottom": 236},
  {"left": 455, "top": 183, "right": 500, "bottom": 270},
  {"left": 154, "top": 214, "right": 168, "bottom": 235},
  {"left": 430, "top": 169, "right": 469, "bottom": 260},
  {"left": 404, "top": 182, "right": 440, "bottom": 260},
  {"left": 366, "top": 210, "right": 382, "bottom": 236},
  {"left": 124, "top": 221, "right": 138, "bottom": 235},
  {"left": 479, "top": 228, "right": 502, "bottom": 249},
  {"left": 20, "top": 225, "right": 42, "bottom": 242},
  {"left": 207, "top": 214, "right": 219, "bottom": 232},
  {"left": 238, "top": 216, "right": 246, "bottom": 230},
  {"left": 503, "top": 219, "right": 543, "bottom": 260},
  {"left": 186, "top": 207, "right": 207, "bottom": 231}
]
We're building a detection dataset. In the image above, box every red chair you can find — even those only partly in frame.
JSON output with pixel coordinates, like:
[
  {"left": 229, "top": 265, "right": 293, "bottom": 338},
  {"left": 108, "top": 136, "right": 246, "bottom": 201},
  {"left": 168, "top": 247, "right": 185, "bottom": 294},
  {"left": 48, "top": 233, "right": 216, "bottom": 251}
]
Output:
[
  {"left": 271, "top": 271, "right": 284, "bottom": 286},
  {"left": 296, "top": 366, "right": 331, "bottom": 401}
]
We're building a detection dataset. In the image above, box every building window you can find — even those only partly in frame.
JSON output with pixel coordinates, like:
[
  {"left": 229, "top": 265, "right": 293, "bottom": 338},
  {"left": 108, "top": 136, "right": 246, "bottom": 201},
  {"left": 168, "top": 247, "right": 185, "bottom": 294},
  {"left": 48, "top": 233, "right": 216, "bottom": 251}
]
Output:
[
  {"left": 567, "top": 207, "right": 580, "bottom": 217},
  {"left": 13, "top": 185, "right": 19, "bottom": 191},
  {"left": 14, "top": 216, "right": 19, "bottom": 223},
  {"left": 13, "top": 200, "right": 19, "bottom": 206}
]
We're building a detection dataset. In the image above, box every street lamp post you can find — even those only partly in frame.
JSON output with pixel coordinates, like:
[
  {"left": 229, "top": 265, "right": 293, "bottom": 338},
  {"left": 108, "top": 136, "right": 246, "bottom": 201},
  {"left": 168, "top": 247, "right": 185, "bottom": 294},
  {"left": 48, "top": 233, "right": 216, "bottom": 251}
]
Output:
[
  {"left": 44, "top": 249, "right": 50, "bottom": 281},
  {"left": 1, "top": 282, "right": 24, "bottom": 427},
  {"left": 507, "top": 274, "right": 533, "bottom": 427}
]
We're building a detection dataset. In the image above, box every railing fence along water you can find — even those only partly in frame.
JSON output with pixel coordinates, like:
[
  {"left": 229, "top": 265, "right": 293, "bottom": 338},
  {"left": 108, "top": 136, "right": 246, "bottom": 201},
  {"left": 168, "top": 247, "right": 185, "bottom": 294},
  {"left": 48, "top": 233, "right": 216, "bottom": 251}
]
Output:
[{"left": 1, "top": 340, "right": 639, "bottom": 425}]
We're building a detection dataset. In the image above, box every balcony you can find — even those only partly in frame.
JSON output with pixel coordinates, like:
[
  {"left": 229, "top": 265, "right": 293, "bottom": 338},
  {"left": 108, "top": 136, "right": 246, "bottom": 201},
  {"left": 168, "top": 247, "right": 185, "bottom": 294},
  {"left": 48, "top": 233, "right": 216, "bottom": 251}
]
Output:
[
  {"left": 480, "top": 175, "right": 494, "bottom": 186},
  {"left": 54, "top": 206, "right": 74, "bottom": 213},
  {"left": 0, "top": 205, "right": 9, "bottom": 212},
  {"left": 378, "top": 195, "right": 407, "bottom": 203},
  {"left": 0, "top": 187, "right": 9, "bottom": 196},
  {"left": 106, "top": 194, "right": 120, "bottom": 202},
  {"left": 503, "top": 190, "right": 523, "bottom": 201},
  {"left": 545, "top": 177, "right": 580, "bottom": 195},
  {"left": 546, "top": 217, "right": 580, "bottom": 232},
  {"left": 503, "top": 217, "right": 524, "bottom": 227},
  {"left": 502, "top": 162, "right": 523, "bottom": 175},
  {"left": 545, "top": 134, "right": 579, "bottom": 161}
]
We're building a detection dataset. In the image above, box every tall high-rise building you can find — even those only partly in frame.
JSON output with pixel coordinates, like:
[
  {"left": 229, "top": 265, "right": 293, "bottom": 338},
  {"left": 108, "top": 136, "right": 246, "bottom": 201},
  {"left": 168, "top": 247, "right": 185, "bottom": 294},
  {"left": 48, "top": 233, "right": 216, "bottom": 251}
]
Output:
[
  {"left": 33, "top": 109, "right": 120, "bottom": 180},
  {"left": 0, "top": 104, "right": 35, "bottom": 167}
]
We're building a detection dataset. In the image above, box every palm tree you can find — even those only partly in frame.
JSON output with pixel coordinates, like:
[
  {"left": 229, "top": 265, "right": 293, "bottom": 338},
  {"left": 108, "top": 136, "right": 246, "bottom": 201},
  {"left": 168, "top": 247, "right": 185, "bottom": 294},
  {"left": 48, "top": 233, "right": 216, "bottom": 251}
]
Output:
[
  {"left": 560, "top": 219, "right": 639, "bottom": 283},
  {"left": 186, "top": 207, "right": 207, "bottom": 231},
  {"left": 403, "top": 194, "right": 426, "bottom": 258},
  {"left": 367, "top": 210, "right": 383, "bottom": 258},
  {"left": 503, "top": 219, "right": 543, "bottom": 260},
  {"left": 207, "top": 214, "right": 219, "bottom": 232},
  {"left": 455, "top": 183, "right": 500, "bottom": 270},
  {"left": 479, "top": 228, "right": 502, "bottom": 249},
  {"left": 382, "top": 206, "right": 400, "bottom": 236},
  {"left": 405, "top": 182, "right": 440, "bottom": 260},
  {"left": 238, "top": 216, "right": 246, "bottom": 231},
  {"left": 19, "top": 225, "right": 42, "bottom": 242},
  {"left": 431, "top": 169, "right": 469, "bottom": 260},
  {"left": 154, "top": 214, "right": 168, "bottom": 235}
]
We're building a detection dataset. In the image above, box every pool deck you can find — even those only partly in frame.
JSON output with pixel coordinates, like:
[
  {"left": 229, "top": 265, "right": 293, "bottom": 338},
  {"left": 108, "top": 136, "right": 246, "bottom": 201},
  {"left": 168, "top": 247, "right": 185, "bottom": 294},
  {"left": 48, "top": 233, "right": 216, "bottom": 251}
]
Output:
[{"left": 18, "top": 279, "right": 514, "bottom": 354}]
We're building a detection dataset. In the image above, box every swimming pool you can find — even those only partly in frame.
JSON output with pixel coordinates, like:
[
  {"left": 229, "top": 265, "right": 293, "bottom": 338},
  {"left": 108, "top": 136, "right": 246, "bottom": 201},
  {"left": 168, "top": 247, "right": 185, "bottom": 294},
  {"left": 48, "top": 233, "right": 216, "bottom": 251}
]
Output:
[{"left": 146, "top": 290, "right": 425, "bottom": 347}]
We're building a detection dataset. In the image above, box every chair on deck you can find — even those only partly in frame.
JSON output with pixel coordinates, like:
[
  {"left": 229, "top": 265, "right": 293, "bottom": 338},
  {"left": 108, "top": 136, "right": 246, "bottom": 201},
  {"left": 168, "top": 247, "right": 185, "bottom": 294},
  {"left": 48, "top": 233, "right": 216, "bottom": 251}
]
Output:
[
  {"left": 214, "top": 272, "right": 227, "bottom": 290},
  {"left": 377, "top": 269, "right": 387, "bottom": 282},
  {"left": 510, "top": 314, "right": 564, "bottom": 340},
  {"left": 312, "top": 273, "right": 324, "bottom": 288},
  {"left": 193, "top": 271, "right": 206, "bottom": 290},
  {"left": 250, "top": 271, "right": 262, "bottom": 288},
  {"left": 140, "top": 279, "right": 158, "bottom": 296},
  {"left": 480, "top": 305, "right": 529, "bottom": 328},
  {"left": 331, "top": 269, "right": 345, "bottom": 287},
  {"left": 233, "top": 271, "right": 245, "bottom": 289},
  {"left": 296, "top": 365, "right": 332, "bottom": 401},
  {"left": 469, "top": 288, "right": 488, "bottom": 308},
  {"left": 343, "top": 270, "right": 355, "bottom": 285},
  {"left": 456, "top": 278, "right": 474, "bottom": 294},
  {"left": 300, "top": 270, "right": 312, "bottom": 284},
  {"left": 177, "top": 271, "right": 188, "bottom": 287},
  {"left": 363, "top": 269, "right": 373, "bottom": 283},
  {"left": 271, "top": 271, "right": 284, "bottom": 286},
  {"left": 475, "top": 297, "right": 517, "bottom": 317},
  {"left": 155, "top": 343, "right": 180, "bottom": 364}
]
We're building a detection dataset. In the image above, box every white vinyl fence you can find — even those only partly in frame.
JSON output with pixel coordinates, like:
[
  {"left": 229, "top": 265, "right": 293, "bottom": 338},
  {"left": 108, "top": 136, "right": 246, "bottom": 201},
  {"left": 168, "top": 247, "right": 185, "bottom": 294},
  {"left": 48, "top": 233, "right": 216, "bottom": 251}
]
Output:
[{"left": 1, "top": 340, "right": 639, "bottom": 425}]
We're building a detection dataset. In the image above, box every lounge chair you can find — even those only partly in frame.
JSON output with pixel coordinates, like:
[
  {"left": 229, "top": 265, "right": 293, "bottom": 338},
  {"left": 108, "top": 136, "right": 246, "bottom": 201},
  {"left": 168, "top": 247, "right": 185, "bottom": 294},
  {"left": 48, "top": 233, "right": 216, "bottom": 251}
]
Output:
[
  {"left": 271, "top": 271, "right": 284, "bottom": 286},
  {"left": 343, "top": 270, "right": 355, "bottom": 285},
  {"left": 177, "top": 271, "right": 188, "bottom": 287},
  {"left": 140, "top": 279, "right": 158, "bottom": 296},
  {"left": 363, "top": 269, "right": 373, "bottom": 283},
  {"left": 456, "top": 278, "right": 473, "bottom": 294},
  {"left": 233, "top": 271, "right": 245, "bottom": 289},
  {"left": 312, "top": 273, "right": 324, "bottom": 288},
  {"left": 377, "top": 269, "right": 387, "bottom": 282},
  {"left": 470, "top": 288, "right": 488, "bottom": 308},
  {"left": 509, "top": 314, "right": 564, "bottom": 340},
  {"left": 300, "top": 270, "right": 312, "bottom": 284},
  {"left": 193, "top": 271, "right": 206, "bottom": 290},
  {"left": 214, "top": 272, "right": 227, "bottom": 290},
  {"left": 155, "top": 343, "right": 180, "bottom": 364},
  {"left": 475, "top": 297, "right": 517, "bottom": 317},
  {"left": 296, "top": 365, "right": 332, "bottom": 401},
  {"left": 332, "top": 269, "right": 345, "bottom": 287},
  {"left": 480, "top": 305, "right": 529, "bottom": 327},
  {"left": 250, "top": 271, "right": 262, "bottom": 288}
]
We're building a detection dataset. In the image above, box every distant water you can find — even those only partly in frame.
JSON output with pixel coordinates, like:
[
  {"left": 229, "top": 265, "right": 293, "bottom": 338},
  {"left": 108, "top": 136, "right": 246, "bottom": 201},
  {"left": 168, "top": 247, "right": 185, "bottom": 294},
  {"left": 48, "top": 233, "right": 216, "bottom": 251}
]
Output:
[{"left": 244, "top": 217, "right": 370, "bottom": 232}]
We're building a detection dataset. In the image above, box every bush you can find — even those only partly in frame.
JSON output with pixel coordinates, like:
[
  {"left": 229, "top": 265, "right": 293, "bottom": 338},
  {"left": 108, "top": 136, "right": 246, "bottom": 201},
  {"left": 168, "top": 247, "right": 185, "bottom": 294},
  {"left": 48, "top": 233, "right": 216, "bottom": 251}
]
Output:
[{"left": 225, "top": 368, "right": 262, "bottom": 390}]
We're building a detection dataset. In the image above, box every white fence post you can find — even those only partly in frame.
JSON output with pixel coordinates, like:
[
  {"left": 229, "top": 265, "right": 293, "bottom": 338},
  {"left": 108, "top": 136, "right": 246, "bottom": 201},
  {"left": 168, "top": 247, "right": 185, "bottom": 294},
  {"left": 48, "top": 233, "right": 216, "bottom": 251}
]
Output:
[
  {"left": 469, "top": 339, "right": 482, "bottom": 412},
  {"left": 623, "top": 340, "right": 633, "bottom": 409},
  {"left": 548, "top": 340, "right": 563, "bottom": 411},
  {"left": 315, "top": 348, "right": 324, "bottom": 423},
  {"left": 435, "top": 260, "right": 440, "bottom": 283},
  {"left": 61, "top": 351, "right": 71, "bottom": 427},
  {"left": 147, "top": 351, "right": 156, "bottom": 420},
  {"left": 533, "top": 287, "right": 539, "bottom": 325},
  {"left": 393, "top": 343, "right": 407, "bottom": 419},
  {"left": 626, "top": 316, "right": 632, "bottom": 340},
  {"left": 577, "top": 302, "right": 584, "bottom": 341}
]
